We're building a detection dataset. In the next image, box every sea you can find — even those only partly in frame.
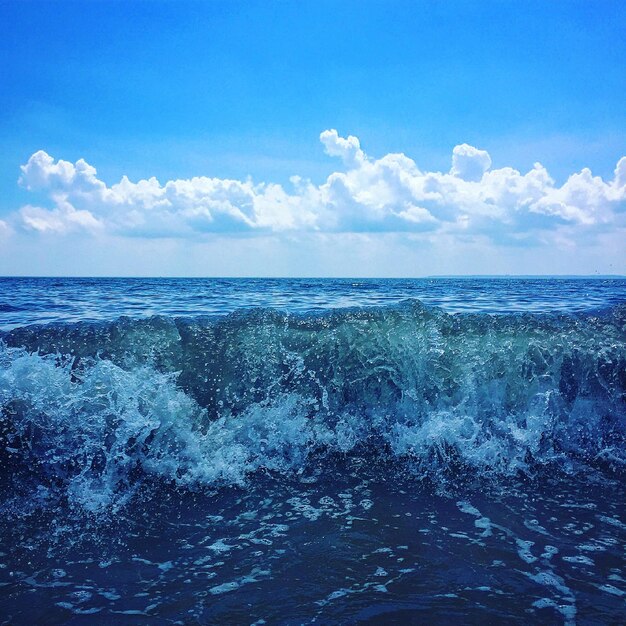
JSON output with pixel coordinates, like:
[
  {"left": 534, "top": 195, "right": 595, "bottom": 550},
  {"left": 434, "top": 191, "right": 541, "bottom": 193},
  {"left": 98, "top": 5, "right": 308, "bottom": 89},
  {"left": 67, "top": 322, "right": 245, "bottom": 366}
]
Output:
[{"left": 0, "top": 277, "right": 624, "bottom": 625}]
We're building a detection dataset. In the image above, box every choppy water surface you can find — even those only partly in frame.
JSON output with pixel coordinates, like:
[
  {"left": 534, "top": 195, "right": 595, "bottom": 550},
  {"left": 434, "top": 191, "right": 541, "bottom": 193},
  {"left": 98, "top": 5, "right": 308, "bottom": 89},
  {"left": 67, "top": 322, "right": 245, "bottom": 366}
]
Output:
[
  {"left": 1, "top": 277, "right": 625, "bottom": 329},
  {"left": 0, "top": 278, "right": 624, "bottom": 624}
]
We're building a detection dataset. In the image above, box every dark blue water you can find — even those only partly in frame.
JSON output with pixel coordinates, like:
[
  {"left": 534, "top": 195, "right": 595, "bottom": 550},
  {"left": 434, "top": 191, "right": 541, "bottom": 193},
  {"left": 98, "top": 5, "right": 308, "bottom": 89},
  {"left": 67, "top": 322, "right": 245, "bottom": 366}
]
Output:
[
  {"left": 1, "top": 277, "right": 625, "bottom": 329},
  {"left": 0, "top": 278, "right": 624, "bottom": 624}
]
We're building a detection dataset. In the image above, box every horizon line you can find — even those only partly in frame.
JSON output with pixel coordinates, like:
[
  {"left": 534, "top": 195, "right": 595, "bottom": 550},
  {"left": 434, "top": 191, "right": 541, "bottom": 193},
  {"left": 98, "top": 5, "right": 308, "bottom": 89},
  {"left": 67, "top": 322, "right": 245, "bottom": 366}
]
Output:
[{"left": 0, "top": 274, "right": 624, "bottom": 280}]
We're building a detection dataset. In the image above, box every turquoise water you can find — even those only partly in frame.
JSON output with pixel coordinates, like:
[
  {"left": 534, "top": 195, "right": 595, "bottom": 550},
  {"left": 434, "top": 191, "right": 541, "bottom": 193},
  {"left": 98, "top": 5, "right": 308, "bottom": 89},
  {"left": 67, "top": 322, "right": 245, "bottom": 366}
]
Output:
[{"left": 0, "top": 278, "right": 624, "bottom": 624}]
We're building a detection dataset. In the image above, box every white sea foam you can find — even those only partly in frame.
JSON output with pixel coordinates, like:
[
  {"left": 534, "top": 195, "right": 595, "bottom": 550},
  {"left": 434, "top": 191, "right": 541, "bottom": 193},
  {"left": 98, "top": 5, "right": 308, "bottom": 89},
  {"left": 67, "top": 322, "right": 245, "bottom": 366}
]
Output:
[{"left": 1, "top": 303, "right": 624, "bottom": 513}]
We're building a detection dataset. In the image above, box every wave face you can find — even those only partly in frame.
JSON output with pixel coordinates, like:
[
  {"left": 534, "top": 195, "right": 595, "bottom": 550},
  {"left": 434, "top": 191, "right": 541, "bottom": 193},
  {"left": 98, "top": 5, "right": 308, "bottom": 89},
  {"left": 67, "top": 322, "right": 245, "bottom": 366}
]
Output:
[{"left": 1, "top": 301, "right": 625, "bottom": 513}]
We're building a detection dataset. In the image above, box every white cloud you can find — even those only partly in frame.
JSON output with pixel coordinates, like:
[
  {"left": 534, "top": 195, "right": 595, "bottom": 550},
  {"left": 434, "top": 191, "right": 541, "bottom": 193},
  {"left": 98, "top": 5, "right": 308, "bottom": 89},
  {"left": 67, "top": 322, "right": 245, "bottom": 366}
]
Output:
[
  {"left": 19, "top": 203, "right": 103, "bottom": 234},
  {"left": 450, "top": 143, "right": 492, "bottom": 182},
  {"left": 11, "top": 130, "right": 626, "bottom": 245},
  {"left": 19, "top": 150, "right": 105, "bottom": 194},
  {"left": 320, "top": 128, "right": 365, "bottom": 167}
]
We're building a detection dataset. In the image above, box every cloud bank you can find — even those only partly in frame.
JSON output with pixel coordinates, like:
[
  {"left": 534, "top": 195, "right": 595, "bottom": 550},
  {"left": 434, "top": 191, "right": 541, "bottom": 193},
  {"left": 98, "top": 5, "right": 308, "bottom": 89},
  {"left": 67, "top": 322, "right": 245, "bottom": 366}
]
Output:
[{"left": 10, "top": 130, "right": 626, "bottom": 246}]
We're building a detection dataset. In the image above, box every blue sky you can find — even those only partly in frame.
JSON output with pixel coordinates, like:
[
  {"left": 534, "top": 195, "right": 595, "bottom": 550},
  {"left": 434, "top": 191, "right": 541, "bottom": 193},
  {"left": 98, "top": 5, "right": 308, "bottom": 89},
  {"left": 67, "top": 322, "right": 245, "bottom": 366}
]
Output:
[{"left": 0, "top": 0, "right": 625, "bottom": 276}]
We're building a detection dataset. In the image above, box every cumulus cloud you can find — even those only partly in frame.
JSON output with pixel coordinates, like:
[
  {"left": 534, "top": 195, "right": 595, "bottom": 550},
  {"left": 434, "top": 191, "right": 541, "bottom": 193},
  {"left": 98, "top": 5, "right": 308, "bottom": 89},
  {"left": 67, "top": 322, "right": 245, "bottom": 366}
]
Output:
[
  {"left": 9, "top": 131, "right": 626, "bottom": 244},
  {"left": 450, "top": 143, "right": 492, "bottom": 182},
  {"left": 320, "top": 128, "right": 365, "bottom": 167},
  {"left": 20, "top": 204, "right": 102, "bottom": 234}
]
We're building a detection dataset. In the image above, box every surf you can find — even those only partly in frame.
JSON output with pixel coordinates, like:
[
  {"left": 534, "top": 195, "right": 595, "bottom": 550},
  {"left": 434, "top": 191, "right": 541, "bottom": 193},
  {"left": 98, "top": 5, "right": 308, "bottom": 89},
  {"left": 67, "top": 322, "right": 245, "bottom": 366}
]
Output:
[{"left": 1, "top": 300, "right": 624, "bottom": 514}]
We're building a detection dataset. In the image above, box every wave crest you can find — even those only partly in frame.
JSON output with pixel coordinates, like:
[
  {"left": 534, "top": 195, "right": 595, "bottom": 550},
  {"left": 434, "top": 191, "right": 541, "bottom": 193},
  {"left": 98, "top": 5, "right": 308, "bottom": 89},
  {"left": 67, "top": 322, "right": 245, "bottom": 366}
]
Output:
[{"left": 1, "top": 301, "right": 625, "bottom": 512}]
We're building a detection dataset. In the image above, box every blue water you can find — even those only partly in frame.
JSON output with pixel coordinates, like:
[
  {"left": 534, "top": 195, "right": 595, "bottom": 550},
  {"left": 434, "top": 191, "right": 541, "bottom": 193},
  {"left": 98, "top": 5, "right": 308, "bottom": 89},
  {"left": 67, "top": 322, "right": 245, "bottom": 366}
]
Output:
[
  {"left": 1, "top": 276, "right": 625, "bottom": 329},
  {"left": 0, "top": 277, "right": 624, "bottom": 624}
]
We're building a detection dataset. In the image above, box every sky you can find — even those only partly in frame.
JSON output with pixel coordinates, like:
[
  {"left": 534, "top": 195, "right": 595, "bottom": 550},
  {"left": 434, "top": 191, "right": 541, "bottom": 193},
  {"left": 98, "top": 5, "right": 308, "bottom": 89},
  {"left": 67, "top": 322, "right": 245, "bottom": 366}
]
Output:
[{"left": 0, "top": 0, "right": 625, "bottom": 277}]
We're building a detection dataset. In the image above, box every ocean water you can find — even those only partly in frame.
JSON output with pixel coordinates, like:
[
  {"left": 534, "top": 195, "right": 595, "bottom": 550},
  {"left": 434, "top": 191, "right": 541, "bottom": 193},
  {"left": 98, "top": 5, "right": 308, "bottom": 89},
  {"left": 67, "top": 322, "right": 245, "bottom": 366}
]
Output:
[{"left": 0, "top": 277, "right": 624, "bottom": 624}]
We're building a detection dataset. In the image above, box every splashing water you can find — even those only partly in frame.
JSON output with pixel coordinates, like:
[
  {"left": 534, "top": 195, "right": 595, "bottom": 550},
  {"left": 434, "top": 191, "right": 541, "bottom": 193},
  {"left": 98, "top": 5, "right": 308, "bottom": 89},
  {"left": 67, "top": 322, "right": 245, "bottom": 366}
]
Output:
[{"left": 0, "top": 281, "right": 624, "bottom": 624}]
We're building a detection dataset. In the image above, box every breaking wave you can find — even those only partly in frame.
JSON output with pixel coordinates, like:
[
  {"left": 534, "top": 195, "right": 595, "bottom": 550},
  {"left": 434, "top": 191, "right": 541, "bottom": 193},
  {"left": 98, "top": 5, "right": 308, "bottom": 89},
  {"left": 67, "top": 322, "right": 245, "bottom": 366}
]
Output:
[{"left": 1, "top": 301, "right": 624, "bottom": 513}]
